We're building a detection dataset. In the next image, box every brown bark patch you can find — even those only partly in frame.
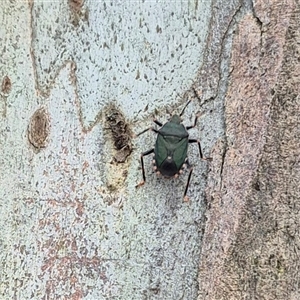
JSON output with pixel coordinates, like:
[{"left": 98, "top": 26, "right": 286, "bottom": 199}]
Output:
[
  {"left": 68, "top": 0, "right": 88, "bottom": 26},
  {"left": 28, "top": 107, "right": 50, "bottom": 149},
  {"left": 1, "top": 76, "right": 11, "bottom": 94},
  {"left": 68, "top": 0, "right": 84, "bottom": 12}
]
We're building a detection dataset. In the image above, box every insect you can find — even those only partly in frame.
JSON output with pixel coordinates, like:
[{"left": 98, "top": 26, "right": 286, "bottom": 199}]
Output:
[{"left": 136, "top": 99, "right": 211, "bottom": 201}]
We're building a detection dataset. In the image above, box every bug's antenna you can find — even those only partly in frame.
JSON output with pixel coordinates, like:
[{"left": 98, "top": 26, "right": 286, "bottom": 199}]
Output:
[{"left": 179, "top": 99, "right": 192, "bottom": 117}]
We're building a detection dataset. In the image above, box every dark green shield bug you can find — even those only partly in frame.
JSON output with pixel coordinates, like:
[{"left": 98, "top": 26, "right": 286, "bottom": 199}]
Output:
[{"left": 136, "top": 99, "right": 211, "bottom": 201}]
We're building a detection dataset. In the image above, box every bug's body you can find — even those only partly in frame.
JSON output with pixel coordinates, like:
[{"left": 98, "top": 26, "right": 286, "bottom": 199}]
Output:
[
  {"left": 136, "top": 100, "right": 210, "bottom": 201},
  {"left": 155, "top": 115, "right": 188, "bottom": 177}
]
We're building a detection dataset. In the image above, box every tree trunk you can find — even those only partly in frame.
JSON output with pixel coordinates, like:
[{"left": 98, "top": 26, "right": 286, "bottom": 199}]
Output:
[
  {"left": 0, "top": 1, "right": 299, "bottom": 299},
  {"left": 198, "top": 1, "right": 300, "bottom": 299}
]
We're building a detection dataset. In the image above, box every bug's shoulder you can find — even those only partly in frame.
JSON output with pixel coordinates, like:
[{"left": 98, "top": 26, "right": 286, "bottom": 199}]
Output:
[{"left": 158, "top": 121, "right": 188, "bottom": 138}]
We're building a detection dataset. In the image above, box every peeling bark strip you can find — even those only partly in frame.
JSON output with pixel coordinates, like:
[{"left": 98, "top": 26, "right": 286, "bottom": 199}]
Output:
[
  {"left": 28, "top": 107, "right": 50, "bottom": 149},
  {"left": 105, "top": 105, "right": 133, "bottom": 163},
  {"left": 198, "top": 1, "right": 296, "bottom": 299},
  {"left": 103, "top": 104, "right": 133, "bottom": 192}
]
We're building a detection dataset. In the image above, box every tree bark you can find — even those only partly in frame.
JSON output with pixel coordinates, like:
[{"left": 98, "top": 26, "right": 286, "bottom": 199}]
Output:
[
  {"left": 0, "top": 1, "right": 299, "bottom": 300},
  {"left": 198, "top": 1, "right": 300, "bottom": 299}
]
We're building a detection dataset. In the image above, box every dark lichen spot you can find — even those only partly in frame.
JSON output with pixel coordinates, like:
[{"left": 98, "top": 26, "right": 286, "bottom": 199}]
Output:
[
  {"left": 136, "top": 69, "right": 140, "bottom": 80},
  {"left": 105, "top": 105, "right": 132, "bottom": 163},
  {"left": 1, "top": 76, "right": 11, "bottom": 94},
  {"left": 28, "top": 108, "right": 50, "bottom": 149},
  {"left": 253, "top": 180, "right": 260, "bottom": 191}
]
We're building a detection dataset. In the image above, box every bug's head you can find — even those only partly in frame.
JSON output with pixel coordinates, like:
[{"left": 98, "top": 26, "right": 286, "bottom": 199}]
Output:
[{"left": 170, "top": 115, "right": 181, "bottom": 124}]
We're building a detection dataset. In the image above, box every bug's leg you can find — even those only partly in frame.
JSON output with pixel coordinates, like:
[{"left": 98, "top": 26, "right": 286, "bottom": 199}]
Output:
[
  {"left": 135, "top": 119, "right": 162, "bottom": 137},
  {"left": 136, "top": 148, "right": 154, "bottom": 187},
  {"left": 136, "top": 127, "right": 158, "bottom": 137},
  {"left": 179, "top": 99, "right": 192, "bottom": 117},
  {"left": 186, "top": 112, "right": 204, "bottom": 130},
  {"left": 153, "top": 119, "right": 163, "bottom": 127},
  {"left": 189, "top": 139, "right": 212, "bottom": 160},
  {"left": 186, "top": 115, "right": 198, "bottom": 130},
  {"left": 183, "top": 160, "right": 193, "bottom": 202}
]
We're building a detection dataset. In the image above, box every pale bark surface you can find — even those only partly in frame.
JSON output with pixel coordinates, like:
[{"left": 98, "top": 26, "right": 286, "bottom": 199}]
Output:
[
  {"left": 1, "top": 1, "right": 215, "bottom": 299},
  {"left": 1, "top": 0, "right": 299, "bottom": 300}
]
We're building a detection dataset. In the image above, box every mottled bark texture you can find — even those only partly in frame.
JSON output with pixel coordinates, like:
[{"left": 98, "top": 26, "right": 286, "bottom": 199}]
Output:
[
  {"left": 1, "top": 0, "right": 299, "bottom": 299},
  {"left": 198, "top": 1, "right": 300, "bottom": 299}
]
